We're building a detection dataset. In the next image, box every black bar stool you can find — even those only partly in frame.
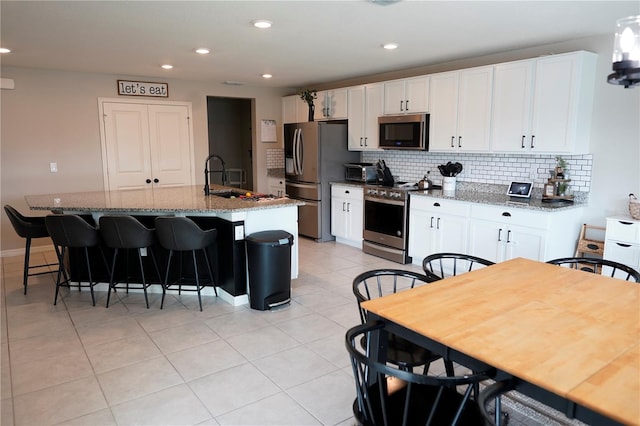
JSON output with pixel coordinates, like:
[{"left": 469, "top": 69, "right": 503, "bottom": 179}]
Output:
[
  {"left": 154, "top": 216, "right": 218, "bottom": 311},
  {"left": 99, "top": 215, "right": 162, "bottom": 309},
  {"left": 4, "top": 205, "right": 59, "bottom": 294},
  {"left": 45, "top": 214, "right": 107, "bottom": 306}
]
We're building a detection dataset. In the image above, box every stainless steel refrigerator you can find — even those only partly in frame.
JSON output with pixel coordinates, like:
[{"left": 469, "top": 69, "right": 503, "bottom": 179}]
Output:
[{"left": 285, "top": 120, "right": 359, "bottom": 242}]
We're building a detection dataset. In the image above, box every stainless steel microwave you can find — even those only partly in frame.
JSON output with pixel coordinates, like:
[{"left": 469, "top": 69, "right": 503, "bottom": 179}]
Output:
[{"left": 378, "top": 114, "right": 429, "bottom": 150}]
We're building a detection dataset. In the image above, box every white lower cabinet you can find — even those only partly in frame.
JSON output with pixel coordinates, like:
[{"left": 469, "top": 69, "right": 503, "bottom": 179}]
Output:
[
  {"left": 331, "top": 185, "right": 363, "bottom": 248},
  {"left": 268, "top": 177, "right": 285, "bottom": 197},
  {"left": 408, "top": 196, "right": 470, "bottom": 264},
  {"left": 409, "top": 196, "right": 584, "bottom": 266},
  {"left": 604, "top": 217, "right": 640, "bottom": 275}
]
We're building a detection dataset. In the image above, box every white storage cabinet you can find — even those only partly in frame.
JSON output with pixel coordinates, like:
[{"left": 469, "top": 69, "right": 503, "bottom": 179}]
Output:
[
  {"left": 383, "top": 76, "right": 429, "bottom": 115},
  {"left": 347, "top": 84, "right": 383, "bottom": 151},
  {"left": 331, "top": 184, "right": 364, "bottom": 248},
  {"left": 314, "top": 89, "right": 348, "bottom": 120},
  {"left": 603, "top": 216, "right": 640, "bottom": 276},
  {"left": 408, "top": 196, "right": 470, "bottom": 264}
]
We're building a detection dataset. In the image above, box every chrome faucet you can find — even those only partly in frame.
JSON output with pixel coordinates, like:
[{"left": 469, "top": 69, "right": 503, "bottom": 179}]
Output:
[{"left": 203, "top": 154, "right": 226, "bottom": 195}]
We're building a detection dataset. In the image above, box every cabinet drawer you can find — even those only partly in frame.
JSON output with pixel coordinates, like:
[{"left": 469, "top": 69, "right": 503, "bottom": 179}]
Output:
[
  {"left": 410, "top": 195, "right": 470, "bottom": 216},
  {"left": 605, "top": 217, "right": 640, "bottom": 243},
  {"left": 471, "top": 204, "right": 549, "bottom": 229},
  {"left": 331, "top": 185, "right": 363, "bottom": 200}
]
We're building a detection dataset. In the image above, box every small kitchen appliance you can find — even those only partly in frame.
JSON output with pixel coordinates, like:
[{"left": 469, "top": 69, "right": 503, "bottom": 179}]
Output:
[{"left": 345, "top": 163, "right": 378, "bottom": 183}]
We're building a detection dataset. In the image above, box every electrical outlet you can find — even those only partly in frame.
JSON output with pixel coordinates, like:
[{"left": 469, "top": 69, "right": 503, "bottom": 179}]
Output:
[
  {"left": 234, "top": 225, "right": 244, "bottom": 240},
  {"left": 50, "top": 162, "right": 58, "bottom": 173}
]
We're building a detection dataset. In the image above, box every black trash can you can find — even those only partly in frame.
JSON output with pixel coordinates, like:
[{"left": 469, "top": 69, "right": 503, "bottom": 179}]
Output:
[{"left": 246, "top": 230, "right": 294, "bottom": 310}]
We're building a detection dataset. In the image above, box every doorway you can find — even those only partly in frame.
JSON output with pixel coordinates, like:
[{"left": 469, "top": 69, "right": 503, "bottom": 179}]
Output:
[{"left": 206, "top": 97, "right": 253, "bottom": 190}]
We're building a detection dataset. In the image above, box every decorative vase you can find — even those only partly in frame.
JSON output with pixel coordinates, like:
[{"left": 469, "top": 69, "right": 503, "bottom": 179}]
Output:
[{"left": 307, "top": 104, "right": 315, "bottom": 122}]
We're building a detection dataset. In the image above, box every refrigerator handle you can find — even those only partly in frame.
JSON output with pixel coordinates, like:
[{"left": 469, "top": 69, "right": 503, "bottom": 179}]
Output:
[
  {"left": 293, "top": 129, "right": 300, "bottom": 175},
  {"left": 298, "top": 128, "right": 304, "bottom": 175}
]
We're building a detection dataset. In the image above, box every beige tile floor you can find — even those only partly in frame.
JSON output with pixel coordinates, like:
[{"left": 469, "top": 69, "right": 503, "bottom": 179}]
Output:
[{"left": 1, "top": 238, "right": 581, "bottom": 426}]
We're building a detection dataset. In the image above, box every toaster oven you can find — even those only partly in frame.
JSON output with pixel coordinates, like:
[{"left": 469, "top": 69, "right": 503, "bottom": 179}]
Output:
[{"left": 345, "top": 163, "right": 378, "bottom": 183}]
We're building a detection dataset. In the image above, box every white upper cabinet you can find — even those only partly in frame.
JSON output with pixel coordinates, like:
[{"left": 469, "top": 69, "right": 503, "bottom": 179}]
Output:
[
  {"left": 429, "top": 66, "right": 493, "bottom": 152},
  {"left": 383, "top": 76, "right": 429, "bottom": 114},
  {"left": 315, "top": 88, "right": 348, "bottom": 120},
  {"left": 491, "top": 51, "right": 597, "bottom": 154},
  {"left": 347, "top": 83, "right": 383, "bottom": 151},
  {"left": 282, "top": 95, "right": 309, "bottom": 124}
]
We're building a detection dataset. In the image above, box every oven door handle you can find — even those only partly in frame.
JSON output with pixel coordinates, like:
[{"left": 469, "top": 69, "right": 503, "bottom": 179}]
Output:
[{"left": 364, "top": 196, "right": 405, "bottom": 207}]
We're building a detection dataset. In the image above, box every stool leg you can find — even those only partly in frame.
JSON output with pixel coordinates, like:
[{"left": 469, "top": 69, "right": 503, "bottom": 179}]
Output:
[
  {"left": 201, "top": 248, "right": 217, "bottom": 297},
  {"left": 136, "top": 248, "right": 150, "bottom": 309},
  {"left": 23, "top": 237, "right": 32, "bottom": 294},
  {"left": 84, "top": 247, "right": 96, "bottom": 307},
  {"left": 161, "top": 250, "right": 173, "bottom": 309},
  {"left": 53, "top": 245, "right": 66, "bottom": 306},
  {"left": 191, "top": 250, "right": 203, "bottom": 312},
  {"left": 106, "top": 248, "right": 118, "bottom": 308}
]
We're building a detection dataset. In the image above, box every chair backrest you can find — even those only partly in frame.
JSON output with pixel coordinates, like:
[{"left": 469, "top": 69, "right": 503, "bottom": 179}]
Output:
[
  {"left": 546, "top": 257, "right": 640, "bottom": 282},
  {"left": 422, "top": 253, "right": 495, "bottom": 281},
  {"left": 154, "top": 216, "right": 217, "bottom": 251},
  {"left": 99, "top": 215, "right": 155, "bottom": 249},
  {"left": 45, "top": 214, "right": 101, "bottom": 248},
  {"left": 4, "top": 204, "right": 48, "bottom": 238},
  {"left": 345, "top": 322, "right": 491, "bottom": 426},
  {"left": 352, "top": 269, "right": 435, "bottom": 324}
]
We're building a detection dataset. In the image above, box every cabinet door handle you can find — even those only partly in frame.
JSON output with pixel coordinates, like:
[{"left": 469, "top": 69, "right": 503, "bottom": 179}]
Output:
[
  {"left": 405, "top": 100, "right": 409, "bottom": 111},
  {"left": 616, "top": 243, "right": 632, "bottom": 248},
  {"left": 146, "top": 179, "right": 152, "bottom": 184},
  {"left": 345, "top": 190, "right": 350, "bottom": 194},
  {"left": 521, "top": 135, "right": 526, "bottom": 149},
  {"left": 507, "top": 230, "right": 512, "bottom": 243},
  {"left": 360, "top": 137, "right": 363, "bottom": 147},
  {"left": 498, "top": 228, "right": 503, "bottom": 241},
  {"left": 430, "top": 217, "right": 434, "bottom": 228},
  {"left": 618, "top": 221, "right": 633, "bottom": 225},
  {"left": 531, "top": 135, "right": 535, "bottom": 148},
  {"left": 153, "top": 178, "right": 159, "bottom": 183},
  {"left": 347, "top": 203, "right": 351, "bottom": 212},
  {"left": 451, "top": 136, "right": 455, "bottom": 148},
  {"left": 437, "top": 217, "right": 441, "bottom": 229},
  {"left": 400, "top": 100, "right": 404, "bottom": 111},
  {"left": 434, "top": 202, "right": 440, "bottom": 207},
  {"left": 502, "top": 212, "right": 512, "bottom": 217},
  {"left": 364, "top": 137, "right": 368, "bottom": 147},
  {"left": 458, "top": 136, "right": 462, "bottom": 148},
  {"left": 342, "top": 202, "right": 346, "bottom": 212}
]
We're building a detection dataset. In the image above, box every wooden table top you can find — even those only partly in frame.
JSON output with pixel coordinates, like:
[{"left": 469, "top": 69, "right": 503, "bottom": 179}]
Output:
[{"left": 361, "top": 257, "right": 640, "bottom": 425}]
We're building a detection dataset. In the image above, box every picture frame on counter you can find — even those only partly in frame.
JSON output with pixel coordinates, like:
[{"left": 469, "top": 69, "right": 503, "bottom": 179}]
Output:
[{"left": 544, "top": 183, "right": 556, "bottom": 197}]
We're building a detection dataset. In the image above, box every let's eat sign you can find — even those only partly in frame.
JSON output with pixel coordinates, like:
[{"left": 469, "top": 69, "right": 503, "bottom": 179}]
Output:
[{"left": 117, "top": 80, "right": 168, "bottom": 97}]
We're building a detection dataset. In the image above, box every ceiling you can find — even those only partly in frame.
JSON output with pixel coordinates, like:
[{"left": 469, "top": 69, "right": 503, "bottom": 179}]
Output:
[{"left": 1, "top": 1, "right": 638, "bottom": 90}]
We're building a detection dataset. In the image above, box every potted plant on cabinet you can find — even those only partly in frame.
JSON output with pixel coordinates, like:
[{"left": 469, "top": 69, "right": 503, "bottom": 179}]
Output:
[{"left": 299, "top": 89, "right": 317, "bottom": 122}]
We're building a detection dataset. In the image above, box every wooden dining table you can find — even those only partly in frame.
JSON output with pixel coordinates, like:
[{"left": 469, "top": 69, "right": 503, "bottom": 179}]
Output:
[{"left": 361, "top": 257, "right": 639, "bottom": 426}]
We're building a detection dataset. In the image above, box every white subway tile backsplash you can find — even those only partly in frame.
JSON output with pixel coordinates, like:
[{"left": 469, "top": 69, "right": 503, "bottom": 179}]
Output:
[{"left": 362, "top": 151, "right": 592, "bottom": 194}]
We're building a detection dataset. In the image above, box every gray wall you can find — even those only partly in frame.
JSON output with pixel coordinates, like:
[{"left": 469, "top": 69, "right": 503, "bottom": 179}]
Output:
[{"left": 0, "top": 68, "right": 286, "bottom": 252}]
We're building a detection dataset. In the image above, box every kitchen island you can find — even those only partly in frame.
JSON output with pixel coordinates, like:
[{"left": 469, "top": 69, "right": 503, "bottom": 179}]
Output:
[{"left": 25, "top": 185, "right": 304, "bottom": 306}]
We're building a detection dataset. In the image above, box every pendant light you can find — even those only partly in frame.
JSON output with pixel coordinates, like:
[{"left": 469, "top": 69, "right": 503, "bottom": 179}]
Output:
[{"left": 607, "top": 15, "right": 640, "bottom": 88}]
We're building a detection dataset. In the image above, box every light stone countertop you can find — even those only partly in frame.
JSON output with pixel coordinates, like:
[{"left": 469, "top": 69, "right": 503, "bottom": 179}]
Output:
[
  {"left": 25, "top": 185, "right": 304, "bottom": 214},
  {"left": 331, "top": 181, "right": 586, "bottom": 212}
]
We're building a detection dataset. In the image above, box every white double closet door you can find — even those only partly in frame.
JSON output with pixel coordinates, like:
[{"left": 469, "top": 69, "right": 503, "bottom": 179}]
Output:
[{"left": 99, "top": 98, "right": 195, "bottom": 191}]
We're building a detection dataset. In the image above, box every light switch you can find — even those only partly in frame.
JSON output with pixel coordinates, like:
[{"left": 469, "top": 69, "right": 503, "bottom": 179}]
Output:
[{"left": 50, "top": 162, "right": 58, "bottom": 173}]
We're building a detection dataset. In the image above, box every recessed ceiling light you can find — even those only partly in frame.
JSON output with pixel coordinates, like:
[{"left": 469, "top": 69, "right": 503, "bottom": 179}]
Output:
[
  {"left": 252, "top": 19, "right": 273, "bottom": 29},
  {"left": 383, "top": 43, "right": 399, "bottom": 50},
  {"left": 0, "top": 48, "right": 11, "bottom": 54},
  {"left": 194, "top": 48, "right": 210, "bottom": 55},
  {"left": 262, "top": 74, "right": 273, "bottom": 79},
  {"left": 161, "top": 64, "right": 173, "bottom": 70}
]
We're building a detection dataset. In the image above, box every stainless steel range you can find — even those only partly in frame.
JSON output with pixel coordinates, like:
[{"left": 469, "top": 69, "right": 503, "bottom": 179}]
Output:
[{"left": 363, "top": 183, "right": 417, "bottom": 264}]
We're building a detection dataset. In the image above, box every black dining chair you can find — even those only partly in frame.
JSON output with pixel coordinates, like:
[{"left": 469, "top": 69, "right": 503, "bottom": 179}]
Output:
[
  {"left": 154, "top": 216, "right": 218, "bottom": 311},
  {"left": 99, "top": 215, "right": 163, "bottom": 309},
  {"left": 422, "top": 252, "right": 495, "bottom": 281},
  {"left": 346, "top": 321, "right": 494, "bottom": 426},
  {"left": 546, "top": 257, "right": 640, "bottom": 282},
  {"left": 45, "top": 214, "right": 109, "bottom": 306},
  {"left": 478, "top": 380, "right": 516, "bottom": 426},
  {"left": 4, "top": 205, "right": 59, "bottom": 294},
  {"left": 353, "top": 269, "right": 453, "bottom": 375}
]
